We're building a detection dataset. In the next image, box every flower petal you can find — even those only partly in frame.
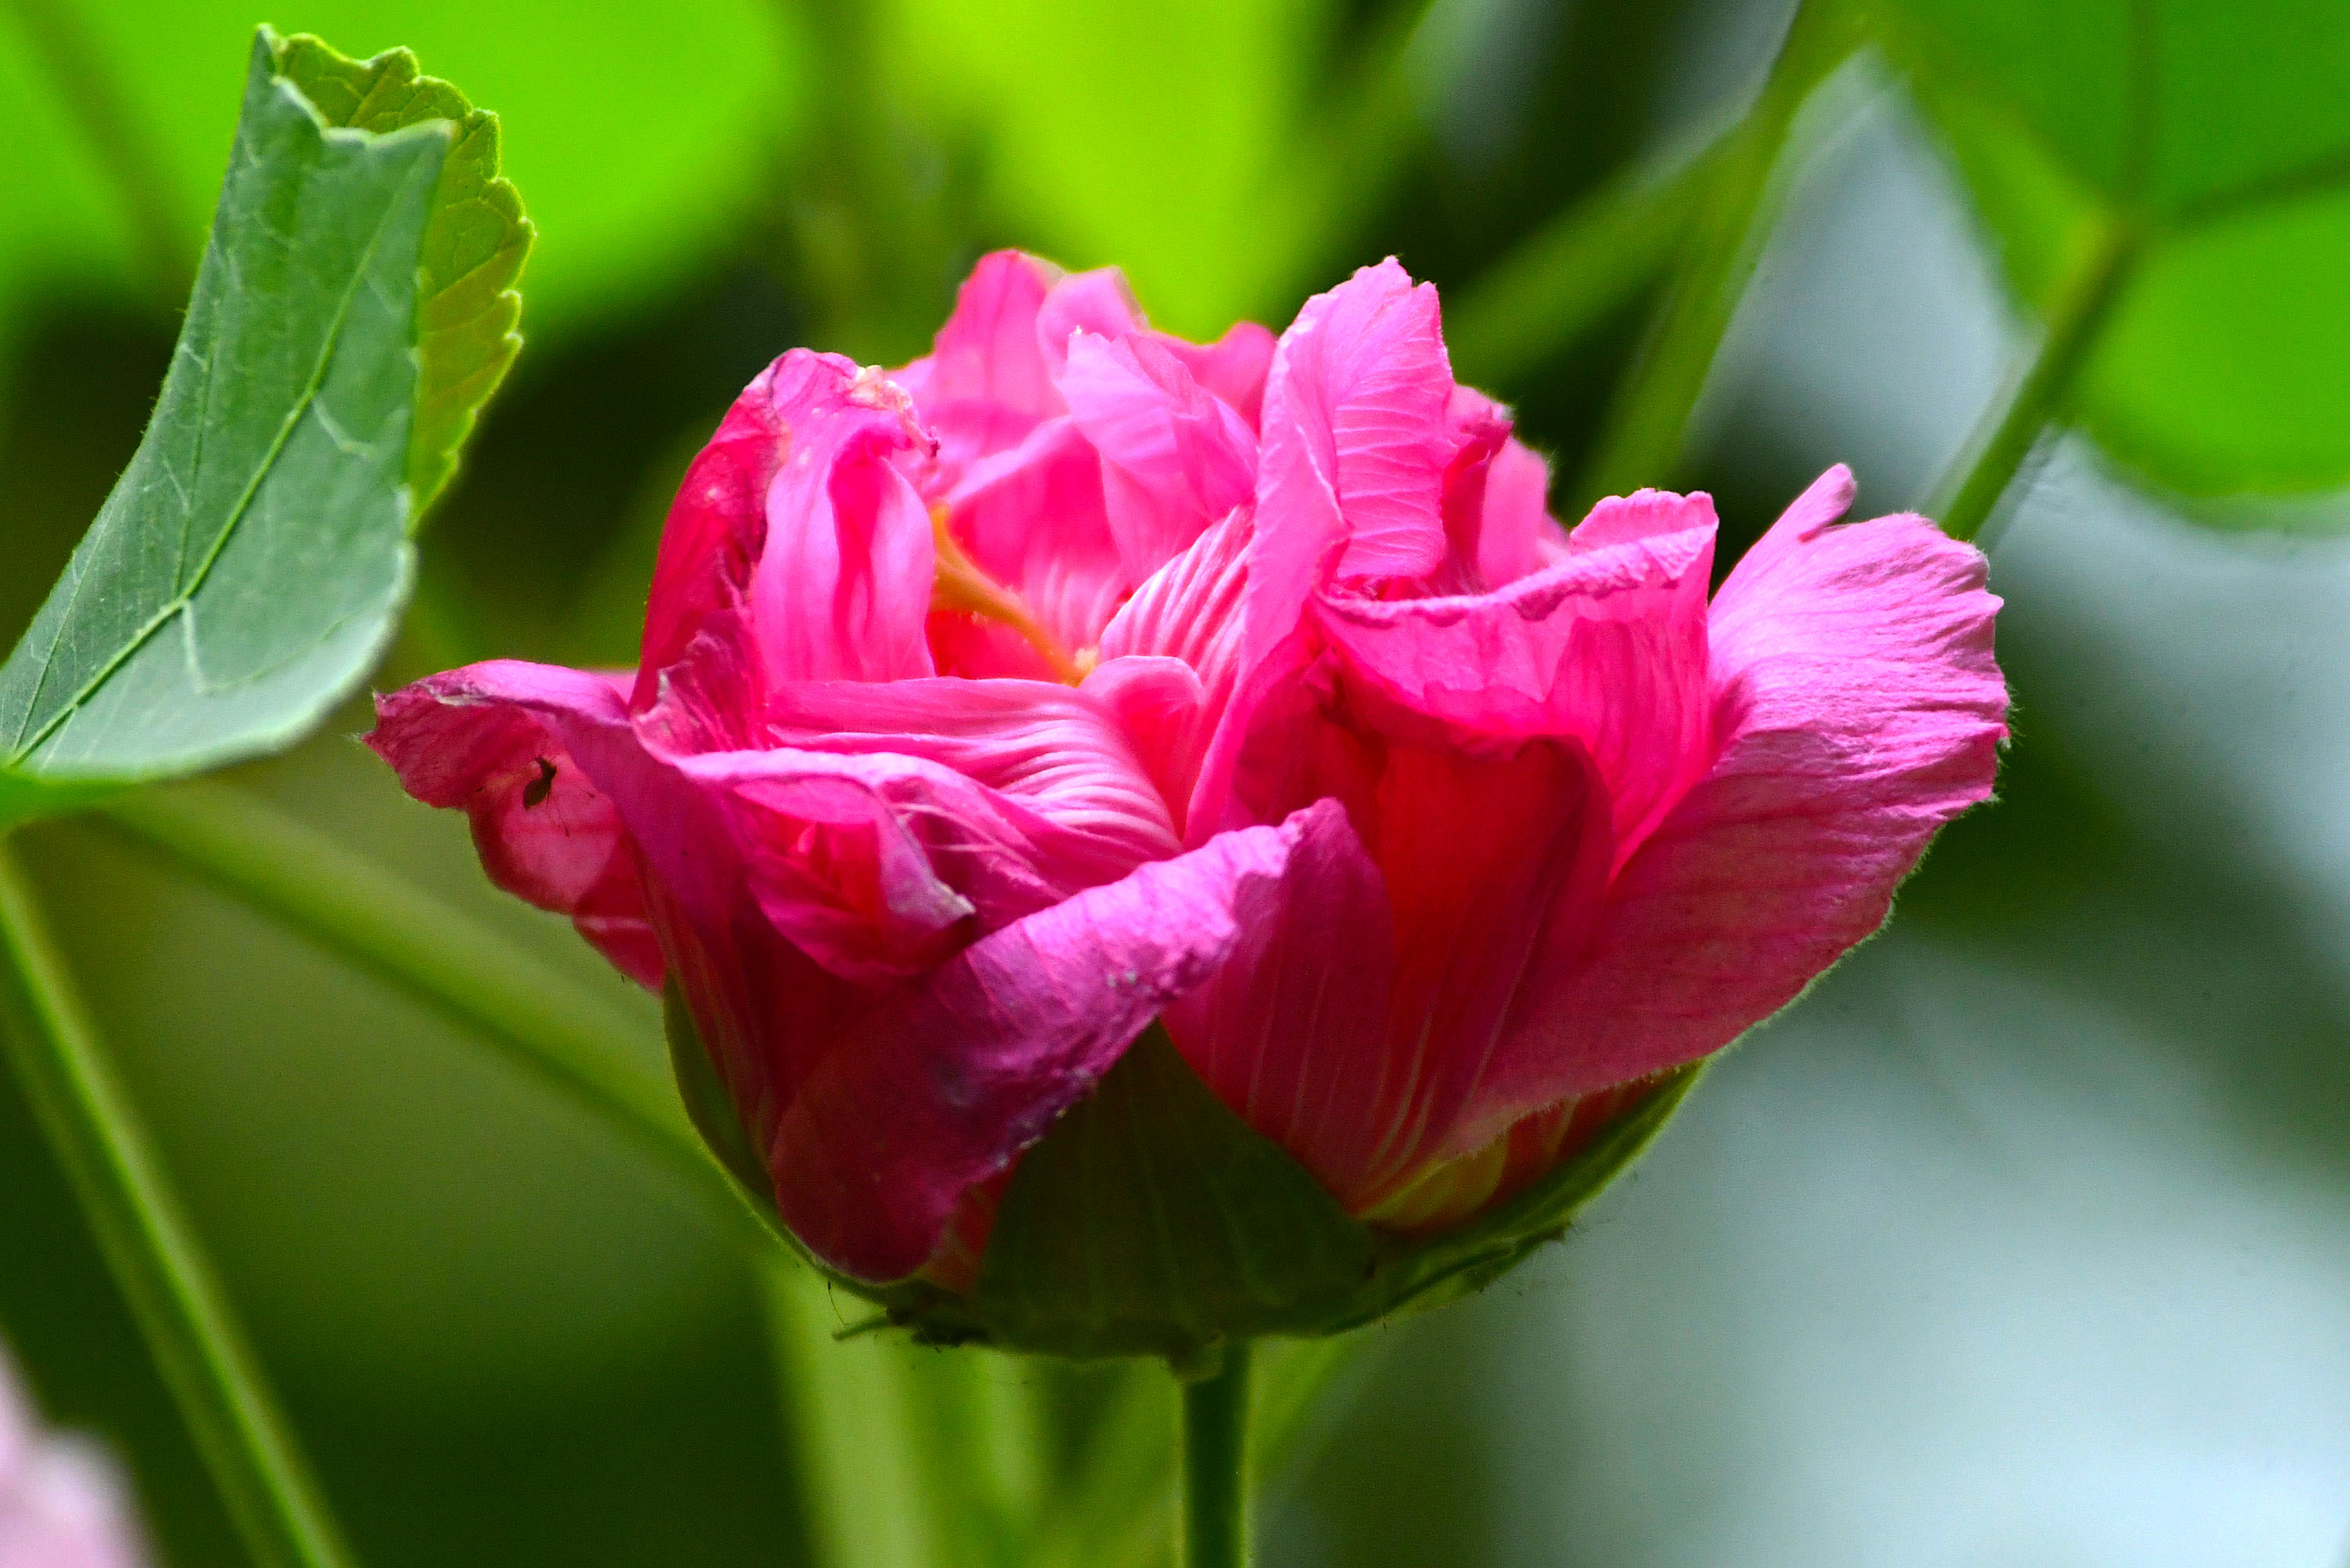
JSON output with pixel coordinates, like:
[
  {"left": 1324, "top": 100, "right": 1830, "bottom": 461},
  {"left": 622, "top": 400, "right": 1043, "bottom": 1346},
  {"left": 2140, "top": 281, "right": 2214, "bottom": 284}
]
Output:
[
  {"left": 1220, "top": 668, "right": 1614, "bottom": 1205},
  {"left": 1312, "top": 489, "right": 1717, "bottom": 859},
  {"left": 1463, "top": 467, "right": 2008, "bottom": 1124},
  {"left": 1162, "top": 320, "right": 1277, "bottom": 428},
  {"left": 1060, "top": 329, "right": 1257, "bottom": 580},
  {"left": 674, "top": 677, "right": 1180, "bottom": 985},
  {"left": 1095, "top": 506, "right": 1254, "bottom": 829},
  {"left": 1160, "top": 798, "right": 1397, "bottom": 1209},
  {"left": 747, "top": 355, "right": 938, "bottom": 688},
  {"left": 368, "top": 662, "right": 663, "bottom": 988},
  {"left": 1034, "top": 265, "right": 1149, "bottom": 381},
  {"left": 766, "top": 810, "right": 1332, "bottom": 1282},
  {"left": 1246, "top": 259, "right": 1456, "bottom": 666},
  {"left": 945, "top": 417, "right": 1126, "bottom": 656},
  {"left": 635, "top": 352, "right": 936, "bottom": 736},
  {"left": 894, "top": 250, "right": 1063, "bottom": 486}
]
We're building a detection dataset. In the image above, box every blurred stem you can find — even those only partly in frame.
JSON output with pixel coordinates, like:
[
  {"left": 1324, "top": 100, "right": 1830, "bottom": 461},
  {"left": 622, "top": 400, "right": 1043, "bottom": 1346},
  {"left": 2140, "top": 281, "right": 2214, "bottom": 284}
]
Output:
[
  {"left": 1180, "top": 1345, "right": 1253, "bottom": 1568},
  {"left": 90, "top": 783, "right": 748, "bottom": 1232},
  {"left": 1931, "top": 214, "right": 2142, "bottom": 546},
  {"left": 1445, "top": 139, "right": 1720, "bottom": 392},
  {"left": 1036, "top": 1333, "right": 1364, "bottom": 1568},
  {"left": 1571, "top": 0, "right": 1851, "bottom": 510},
  {"left": 0, "top": 840, "right": 355, "bottom": 1568},
  {"left": 5, "top": 0, "right": 192, "bottom": 305},
  {"left": 761, "top": 1255, "right": 1039, "bottom": 1568}
]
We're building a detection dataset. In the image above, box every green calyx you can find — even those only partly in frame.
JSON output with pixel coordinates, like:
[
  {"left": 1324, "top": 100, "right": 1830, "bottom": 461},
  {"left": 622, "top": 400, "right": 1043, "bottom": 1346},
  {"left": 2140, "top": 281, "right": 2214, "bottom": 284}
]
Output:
[{"left": 666, "top": 986, "right": 1698, "bottom": 1362}]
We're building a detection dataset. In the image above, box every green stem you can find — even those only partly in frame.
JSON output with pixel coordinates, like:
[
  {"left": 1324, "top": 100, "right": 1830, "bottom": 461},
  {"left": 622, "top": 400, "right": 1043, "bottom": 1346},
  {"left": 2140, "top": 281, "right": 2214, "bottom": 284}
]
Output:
[
  {"left": 1932, "top": 215, "right": 2142, "bottom": 545},
  {"left": 1179, "top": 1345, "right": 1253, "bottom": 1568},
  {"left": 5, "top": 0, "right": 193, "bottom": 305},
  {"left": 90, "top": 783, "right": 743, "bottom": 1228},
  {"left": 0, "top": 841, "right": 354, "bottom": 1568},
  {"left": 1444, "top": 140, "right": 1719, "bottom": 392},
  {"left": 1571, "top": 0, "right": 1849, "bottom": 510}
]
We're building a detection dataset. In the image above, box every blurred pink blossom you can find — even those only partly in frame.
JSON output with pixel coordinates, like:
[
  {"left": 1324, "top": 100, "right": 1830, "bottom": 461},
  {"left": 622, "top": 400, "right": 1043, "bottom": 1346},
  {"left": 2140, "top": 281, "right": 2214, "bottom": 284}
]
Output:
[
  {"left": 0, "top": 1353, "right": 149, "bottom": 1568},
  {"left": 371, "top": 253, "right": 2005, "bottom": 1284}
]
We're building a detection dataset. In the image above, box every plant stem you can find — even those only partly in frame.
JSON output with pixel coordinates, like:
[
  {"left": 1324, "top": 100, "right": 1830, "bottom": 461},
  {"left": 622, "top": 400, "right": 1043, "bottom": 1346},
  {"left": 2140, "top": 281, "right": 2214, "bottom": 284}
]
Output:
[
  {"left": 0, "top": 841, "right": 354, "bottom": 1568},
  {"left": 1180, "top": 1344, "right": 1253, "bottom": 1568},
  {"left": 1444, "top": 140, "right": 1718, "bottom": 393},
  {"left": 1571, "top": 0, "right": 1851, "bottom": 510},
  {"left": 5, "top": 0, "right": 193, "bottom": 305},
  {"left": 90, "top": 783, "right": 746, "bottom": 1230},
  {"left": 1932, "top": 215, "right": 2142, "bottom": 546}
]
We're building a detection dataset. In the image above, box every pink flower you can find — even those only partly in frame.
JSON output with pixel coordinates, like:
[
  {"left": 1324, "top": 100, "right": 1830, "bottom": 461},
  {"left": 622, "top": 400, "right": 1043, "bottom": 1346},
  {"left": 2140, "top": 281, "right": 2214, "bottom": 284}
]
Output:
[
  {"left": 0, "top": 1351, "right": 150, "bottom": 1568},
  {"left": 371, "top": 253, "right": 2005, "bottom": 1292}
]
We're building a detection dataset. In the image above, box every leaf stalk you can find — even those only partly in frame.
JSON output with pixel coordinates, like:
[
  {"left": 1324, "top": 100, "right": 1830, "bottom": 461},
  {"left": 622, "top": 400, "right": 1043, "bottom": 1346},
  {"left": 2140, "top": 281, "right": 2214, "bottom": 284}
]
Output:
[{"left": 0, "top": 840, "right": 355, "bottom": 1568}]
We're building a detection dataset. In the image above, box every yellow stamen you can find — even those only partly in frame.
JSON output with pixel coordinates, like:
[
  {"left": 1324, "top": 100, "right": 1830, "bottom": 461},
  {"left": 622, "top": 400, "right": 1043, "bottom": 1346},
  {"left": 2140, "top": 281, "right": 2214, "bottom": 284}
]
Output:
[{"left": 930, "top": 506, "right": 1084, "bottom": 684}]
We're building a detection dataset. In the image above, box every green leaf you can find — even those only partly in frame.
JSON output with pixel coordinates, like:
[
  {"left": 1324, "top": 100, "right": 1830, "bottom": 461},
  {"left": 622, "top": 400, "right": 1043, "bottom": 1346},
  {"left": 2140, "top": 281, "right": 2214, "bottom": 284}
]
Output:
[
  {"left": 0, "top": 31, "right": 450, "bottom": 826},
  {"left": 273, "top": 33, "right": 531, "bottom": 517},
  {"left": 0, "top": 2, "right": 796, "bottom": 339},
  {"left": 1876, "top": 0, "right": 2350, "bottom": 495},
  {"left": 877, "top": 0, "right": 1326, "bottom": 334}
]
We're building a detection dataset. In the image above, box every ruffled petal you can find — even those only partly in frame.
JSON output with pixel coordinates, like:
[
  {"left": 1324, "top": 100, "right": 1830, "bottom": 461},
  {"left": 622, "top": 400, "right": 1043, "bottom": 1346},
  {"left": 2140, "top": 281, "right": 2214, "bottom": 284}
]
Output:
[
  {"left": 1059, "top": 330, "right": 1257, "bottom": 580},
  {"left": 1463, "top": 465, "right": 2007, "bottom": 1123},
  {"left": 1311, "top": 488, "right": 1717, "bottom": 858},
  {"left": 765, "top": 809, "right": 1333, "bottom": 1282},
  {"left": 368, "top": 662, "right": 663, "bottom": 988},
  {"left": 1247, "top": 260, "right": 1456, "bottom": 667}
]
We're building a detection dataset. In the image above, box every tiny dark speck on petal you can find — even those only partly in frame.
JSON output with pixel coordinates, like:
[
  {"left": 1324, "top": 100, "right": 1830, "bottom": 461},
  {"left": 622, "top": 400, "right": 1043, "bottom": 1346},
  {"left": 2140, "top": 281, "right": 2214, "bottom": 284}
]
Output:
[{"left": 523, "top": 757, "right": 557, "bottom": 808}]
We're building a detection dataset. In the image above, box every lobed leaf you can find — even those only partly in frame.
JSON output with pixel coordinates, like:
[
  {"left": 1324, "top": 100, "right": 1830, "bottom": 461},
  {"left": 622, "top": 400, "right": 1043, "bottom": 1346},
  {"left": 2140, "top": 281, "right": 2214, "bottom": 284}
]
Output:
[
  {"left": 0, "top": 28, "right": 527, "bottom": 829},
  {"left": 274, "top": 32, "right": 533, "bottom": 518},
  {"left": 1871, "top": 0, "right": 2350, "bottom": 497}
]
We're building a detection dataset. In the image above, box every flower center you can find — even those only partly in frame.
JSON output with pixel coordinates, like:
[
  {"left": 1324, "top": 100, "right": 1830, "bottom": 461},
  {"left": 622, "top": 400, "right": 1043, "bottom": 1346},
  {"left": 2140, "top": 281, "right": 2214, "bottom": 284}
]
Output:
[{"left": 929, "top": 506, "right": 1089, "bottom": 683}]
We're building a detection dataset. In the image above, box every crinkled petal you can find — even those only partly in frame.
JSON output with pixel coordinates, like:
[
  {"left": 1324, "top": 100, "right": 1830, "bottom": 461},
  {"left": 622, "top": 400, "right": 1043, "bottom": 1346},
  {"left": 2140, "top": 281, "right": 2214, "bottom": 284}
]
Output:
[
  {"left": 1463, "top": 465, "right": 2008, "bottom": 1122},
  {"left": 1247, "top": 260, "right": 1455, "bottom": 667},
  {"left": 1060, "top": 329, "right": 1257, "bottom": 580},
  {"left": 765, "top": 810, "right": 1330, "bottom": 1282},
  {"left": 1312, "top": 488, "right": 1717, "bottom": 858},
  {"left": 1079, "top": 655, "right": 1209, "bottom": 838},
  {"left": 368, "top": 662, "right": 663, "bottom": 988}
]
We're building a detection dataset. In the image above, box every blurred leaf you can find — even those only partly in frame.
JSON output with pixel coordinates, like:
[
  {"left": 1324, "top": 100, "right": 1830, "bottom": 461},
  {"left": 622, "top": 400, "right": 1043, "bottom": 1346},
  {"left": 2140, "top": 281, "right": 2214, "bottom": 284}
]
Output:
[
  {"left": 275, "top": 33, "right": 532, "bottom": 515},
  {"left": 2, "top": 1, "right": 796, "bottom": 338},
  {"left": 877, "top": 0, "right": 1326, "bottom": 334},
  {"left": 0, "top": 30, "right": 454, "bottom": 825},
  {"left": 1874, "top": 0, "right": 2350, "bottom": 494}
]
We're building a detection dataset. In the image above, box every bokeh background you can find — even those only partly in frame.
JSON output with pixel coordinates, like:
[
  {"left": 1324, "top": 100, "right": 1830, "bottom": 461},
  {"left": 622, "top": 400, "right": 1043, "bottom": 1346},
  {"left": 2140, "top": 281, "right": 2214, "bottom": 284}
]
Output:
[{"left": 6, "top": 0, "right": 2350, "bottom": 1563}]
